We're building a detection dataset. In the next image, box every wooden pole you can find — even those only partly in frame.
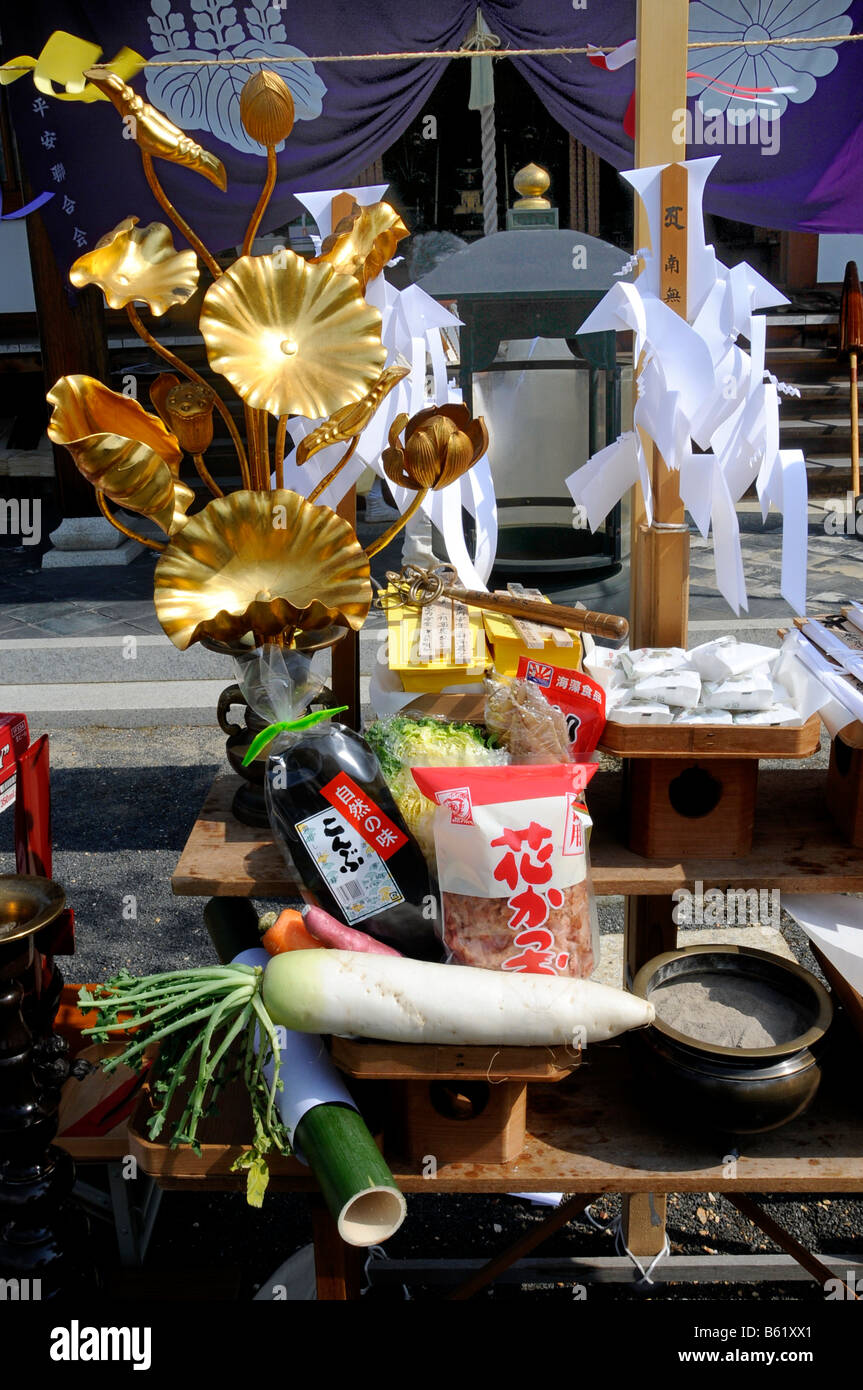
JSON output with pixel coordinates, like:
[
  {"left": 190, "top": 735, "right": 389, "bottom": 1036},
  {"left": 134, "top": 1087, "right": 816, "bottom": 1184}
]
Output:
[
  {"left": 850, "top": 350, "right": 860, "bottom": 498},
  {"left": 622, "top": 0, "right": 690, "bottom": 1262},
  {"left": 628, "top": 0, "right": 691, "bottom": 649},
  {"left": 26, "top": 210, "right": 108, "bottom": 518}
]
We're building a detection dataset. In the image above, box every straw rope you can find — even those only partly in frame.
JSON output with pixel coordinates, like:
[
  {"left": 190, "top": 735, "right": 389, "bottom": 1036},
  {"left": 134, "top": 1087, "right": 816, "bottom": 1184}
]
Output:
[{"left": 6, "top": 34, "right": 863, "bottom": 72}]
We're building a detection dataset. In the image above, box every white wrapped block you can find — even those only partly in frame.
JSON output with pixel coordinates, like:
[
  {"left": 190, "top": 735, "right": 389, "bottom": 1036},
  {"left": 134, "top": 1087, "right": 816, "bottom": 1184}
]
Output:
[
  {"left": 611, "top": 701, "right": 673, "bottom": 725},
  {"left": 619, "top": 647, "right": 690, "bottom": 681},
  {"left": 673, "top": 708, "right": 733, "bottom": 725},
  {"left": 702, "top": 673, "right": 775, "bottom": 711},
  {"left": 604, "top": 686, "right": 632, "bottom": 715},
  {"left": 633, "top": 670, "right": 702, "bottom": 709},
  {"left": 692, "top": 640, "right": 779, "bottom": 681},
  {"left": 732, "top": 706, "right": 805, "bottom": 727}
]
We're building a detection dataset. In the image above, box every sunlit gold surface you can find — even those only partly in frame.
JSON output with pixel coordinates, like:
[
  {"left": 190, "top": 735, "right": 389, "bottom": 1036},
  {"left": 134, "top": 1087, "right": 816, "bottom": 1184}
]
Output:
[
  {"left": 47, "top": 375, "right": 193, "bottom": 535},
  {"left": 69, "top": 217, "right": 199, "bottom": 315},
  {"left": 382, "top": 404, "right": 488, "bottom": 491},
  {"left": 513, "top": 162, "right": 551, "bottom": 209},
  {"left": 240, "top": 69, "right": 295, "bottom": 147},
  {"left": 83, "top": 67, "right": 227, "bottom": 190},
  {"left": 199, "top": 252, "right": 385, "bottom": 419},
  {"left": 0, "top": 874, "right": 66, "bottom": 944},
  {"left": 313, "top": 200, "right": 410, "bottom": 291},
  {"left": 297, "top": 365, "right": 409, "bottom": 464},
  {"left": 153, "top": 489, "right": 372, "bottom": 650},
  {"left": 165, "top": 381, "right": 215, "bottom": 454}
]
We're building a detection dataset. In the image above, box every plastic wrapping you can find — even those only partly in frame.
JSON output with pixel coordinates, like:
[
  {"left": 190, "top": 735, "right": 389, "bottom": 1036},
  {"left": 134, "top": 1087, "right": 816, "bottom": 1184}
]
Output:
[{"left": 412, "top": 763, "right": 600, "bottom": 979}]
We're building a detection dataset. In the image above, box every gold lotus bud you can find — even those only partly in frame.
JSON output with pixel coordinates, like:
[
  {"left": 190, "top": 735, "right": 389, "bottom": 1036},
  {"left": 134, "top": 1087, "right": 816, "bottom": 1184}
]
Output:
[
  {"left": 165, "top": 382, "right": 215, "bottom": 454},
  {"left": 382, "top": 404, "right": 488, "bottom": 492},
  {"left": 240, "top": 70, "right": 295, "bottom": 148}
]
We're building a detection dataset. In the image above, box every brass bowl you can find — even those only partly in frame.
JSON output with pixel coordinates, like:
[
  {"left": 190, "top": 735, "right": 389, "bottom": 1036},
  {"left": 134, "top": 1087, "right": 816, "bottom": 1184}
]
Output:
[
  {"left": 0, "top": 875, "right": 66, "bottom": 945},
  {"left": 630, "top": 945, "right": 833, "bottom": 1136}
]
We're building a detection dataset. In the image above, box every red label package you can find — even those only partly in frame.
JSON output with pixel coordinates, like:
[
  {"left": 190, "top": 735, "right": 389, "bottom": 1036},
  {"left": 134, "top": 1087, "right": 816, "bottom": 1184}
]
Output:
[
  {"left": 412, "top": 762, "right": 599, "bottom": 978},
  {"left": 0, "top": 713, "right": 29, "bottom": 814},
  {"left": 516, "top": 656, "right": 606, "bottom": 754}
]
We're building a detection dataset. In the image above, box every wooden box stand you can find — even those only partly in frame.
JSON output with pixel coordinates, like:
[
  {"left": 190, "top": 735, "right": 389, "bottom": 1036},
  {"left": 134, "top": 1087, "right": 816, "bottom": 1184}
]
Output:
[
  {"left": 329, "top": 1040, "right": 580, "bottom": 1166},
  {"left": 825, "top": 732, "right": 863, "bottom": 849},
  {"left": 601, "top": 716, "right": 821, "bottom": 859}
]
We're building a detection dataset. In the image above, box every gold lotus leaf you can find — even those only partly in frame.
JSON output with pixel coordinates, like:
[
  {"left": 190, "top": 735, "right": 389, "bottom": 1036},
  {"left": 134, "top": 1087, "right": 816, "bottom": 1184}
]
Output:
[
  {"left": 69, "top": 217, "right": 199, "bottom": 315},
  {"left": 153, "top": 489, "right": 372, "bottom": 650},
  {"left": 46, "top": 374, "right": 194, "bottom": 535},
  {"left": 199, "top": 252, "right": 386, "bottom": 419},
  {"left": 313, "top": 201, "right": 410, "bottom": 291},
  {"left": 296, "top": 365, "right": 410, "bottom": 465},
  {"left": 83, "top": 67, "right": 227, "bottom": 190},
  {"left": 382, "top": 404, "right": 489, "bottom": 492}
]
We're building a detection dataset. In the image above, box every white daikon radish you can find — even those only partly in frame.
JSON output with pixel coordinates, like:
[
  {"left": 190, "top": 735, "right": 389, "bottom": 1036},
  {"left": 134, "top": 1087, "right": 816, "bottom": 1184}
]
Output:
[{"left": 262, "top": 950, "right": 654, "bottom": 1045}]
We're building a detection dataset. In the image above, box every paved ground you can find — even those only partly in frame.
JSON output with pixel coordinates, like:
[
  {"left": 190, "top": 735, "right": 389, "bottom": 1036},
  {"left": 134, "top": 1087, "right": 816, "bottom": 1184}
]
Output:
[{"left": 1, "top": 490, "right": 862, "bottom": 1301}]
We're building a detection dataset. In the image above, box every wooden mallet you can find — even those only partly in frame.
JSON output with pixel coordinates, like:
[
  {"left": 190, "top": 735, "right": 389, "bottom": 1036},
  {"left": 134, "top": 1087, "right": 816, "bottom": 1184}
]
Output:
[{"left": 840, "top": 260, "right": 863, "bottom": 499}]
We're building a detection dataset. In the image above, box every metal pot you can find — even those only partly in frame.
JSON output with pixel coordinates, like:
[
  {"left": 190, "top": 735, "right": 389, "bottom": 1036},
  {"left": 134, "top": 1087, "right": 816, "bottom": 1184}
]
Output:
[{"left": 630, "top": 945, "right": 833, "bottom": 1137}]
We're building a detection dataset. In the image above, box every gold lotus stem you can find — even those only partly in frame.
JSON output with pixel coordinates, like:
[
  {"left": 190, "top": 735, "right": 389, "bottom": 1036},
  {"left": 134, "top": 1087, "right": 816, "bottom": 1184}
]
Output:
[
  {"left": 141, "top": 152, "right": 222, "bottom": 281},
  {"left": 274, "top": 416, "right": 288, "bottom": 490},
  {"left": 307, "top": 435, "right": 360, "bottom": 506},
  {"left": 96, "top": 490, "right": 166, "bottom": 552},
  {"left": 259, "top": 411, "right": 270, "bottom": 489},
  {"left": 241, "top": 146, "right": 279, "bottom": 258},
  {"left": 126, "top": 305, "right": 251, "bottom": 488},
  {"left": 364, "top": 486, "right": 427, "bottom": 558},
  {"left": 243, "top": 403, "right": 260, "bottom": 487},
  {"left": 192, "top": 453, "right": 224, "bottom": 499}
]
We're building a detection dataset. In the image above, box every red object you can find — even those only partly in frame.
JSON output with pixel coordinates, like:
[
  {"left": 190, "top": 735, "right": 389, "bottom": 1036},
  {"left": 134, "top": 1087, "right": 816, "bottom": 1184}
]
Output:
[
  {"left": 0, "top": 712, "right": 29, "bottom": 816},
  {"left": 319, "top": 771, "right": 408, "bottom": 860},
  {"left": 15, "top": 733, "right": 51, "bottom": 877},
  {"left": 516, "top": 656, "right": 606, "bottom": 755}
]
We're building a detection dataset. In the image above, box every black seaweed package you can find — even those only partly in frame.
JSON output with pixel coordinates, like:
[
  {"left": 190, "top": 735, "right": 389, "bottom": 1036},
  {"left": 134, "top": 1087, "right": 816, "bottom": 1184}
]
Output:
[{"left": 265, "top": 722, "right": 443, "bottom": 961}]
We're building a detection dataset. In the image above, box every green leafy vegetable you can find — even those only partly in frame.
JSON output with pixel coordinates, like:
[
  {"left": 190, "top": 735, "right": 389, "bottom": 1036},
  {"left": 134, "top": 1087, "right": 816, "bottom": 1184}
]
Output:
[
  {"left": 78, "top": 964, "right": 291, "bottom": 1205},
  {"left": 365, "top": 716, "right": 507, "bottom": 866}
]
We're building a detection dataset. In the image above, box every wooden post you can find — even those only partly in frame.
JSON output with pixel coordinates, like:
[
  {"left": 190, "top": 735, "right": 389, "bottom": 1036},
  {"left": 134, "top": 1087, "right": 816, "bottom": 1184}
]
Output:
[
  {"left": 622, "top": 0, "right": 690, "bottom": 1262},
  {"left": 628, "top": 0, "right": 691, "bottom": 650},
  {"left": 26, "top": 209, "right": 108, "bottom": 517}
]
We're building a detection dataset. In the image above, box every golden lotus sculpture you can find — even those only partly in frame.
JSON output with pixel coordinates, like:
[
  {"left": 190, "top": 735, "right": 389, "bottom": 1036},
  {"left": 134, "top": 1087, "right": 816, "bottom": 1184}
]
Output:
[
  {"left": 69, "top": 217, "right": 199, "bottom": 315},
  {"left": 382, "top": 404, "right": 489, "bottom": 492},
  {"left": 153, "top": 489, "right": 372, "bottom": 650},
  {"left": 314, "top": 200, "right": 409, "bottom": 291},
  {"left": 296, "top": 365, "right": 410, "bottom": 465},
  {"left": 83, "top": 67, "right": 227, "bottom": 190},
  {"left": 199, "top": 251, "right": 386, "bottom": 420},
  {"left": 47, "top": 375, "right": 193, "bottom": 535}
]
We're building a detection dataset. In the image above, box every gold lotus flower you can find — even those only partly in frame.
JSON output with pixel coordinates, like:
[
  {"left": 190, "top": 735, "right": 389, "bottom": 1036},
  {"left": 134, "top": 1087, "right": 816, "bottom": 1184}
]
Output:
[
  {"left": 69, "top": 218, "right": 199, "bottom": 315},
  {"left": 296, "top": 365, "right": 410, "bottom": 464},
  {"left": 240, "top": 69, "right": 295, "bottom": 147},
  {"left": 382, "top": 404, "right": 488, "bottom": 491},
  {"left": 313, "top": 201, "right": 409, "bottom": 291},
  {"left": 83, "top": 67, "right": 227, "bottom": 190},
  {"left": 153, "top": 489, "right": 372, "bottom": 650},
  {"left": 199, "top": 252, "right": 386, "bottom": 419},
  {"left": 47, "top": 375, "right": 194, "bottom": 535},
  {"left": 164, "top": 382, "right": 215, "bottom": 454}
]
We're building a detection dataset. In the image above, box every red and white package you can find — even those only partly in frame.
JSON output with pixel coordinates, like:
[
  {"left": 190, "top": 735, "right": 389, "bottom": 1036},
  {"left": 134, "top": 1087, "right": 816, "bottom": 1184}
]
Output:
[
  {"left": 0, "top": 713, "right": 29, "bottom": 815},
  {"left": 412, "top": 762, "right": 598, "bottom": 978},
  {"left": 516, "top": 656, "right": 606, "bottom": 754}
]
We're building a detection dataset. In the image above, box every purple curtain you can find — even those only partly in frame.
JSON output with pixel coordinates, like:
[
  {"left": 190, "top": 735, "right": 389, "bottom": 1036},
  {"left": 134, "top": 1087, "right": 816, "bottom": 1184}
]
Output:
[{"left": 3, "top": 0, "right": 862, "bottom": 276}]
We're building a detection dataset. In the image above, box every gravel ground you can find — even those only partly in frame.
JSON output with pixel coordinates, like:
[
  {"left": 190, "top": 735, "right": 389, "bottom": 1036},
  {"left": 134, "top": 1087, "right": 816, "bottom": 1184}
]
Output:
[{"left": 7, "top": 725, "right": 861, "bottom": 1302}]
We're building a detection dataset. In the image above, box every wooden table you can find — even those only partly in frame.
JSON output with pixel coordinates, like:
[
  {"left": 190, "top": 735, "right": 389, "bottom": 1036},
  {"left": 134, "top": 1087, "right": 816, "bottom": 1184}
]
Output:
[{"left": 160, "top": 769, "right": 863, "bottom": 1297}]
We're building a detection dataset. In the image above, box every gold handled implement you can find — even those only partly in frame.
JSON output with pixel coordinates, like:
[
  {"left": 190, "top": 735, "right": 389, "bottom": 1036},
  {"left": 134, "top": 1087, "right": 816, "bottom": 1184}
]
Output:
[{"left": 384, "top": 566, "right": 629, "bottom": 642}]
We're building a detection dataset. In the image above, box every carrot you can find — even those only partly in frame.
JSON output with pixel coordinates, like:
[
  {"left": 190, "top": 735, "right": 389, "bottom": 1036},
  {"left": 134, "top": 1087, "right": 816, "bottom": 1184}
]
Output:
[{"left": 262, "top": 909, "right": 325, "bottom": 956}]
